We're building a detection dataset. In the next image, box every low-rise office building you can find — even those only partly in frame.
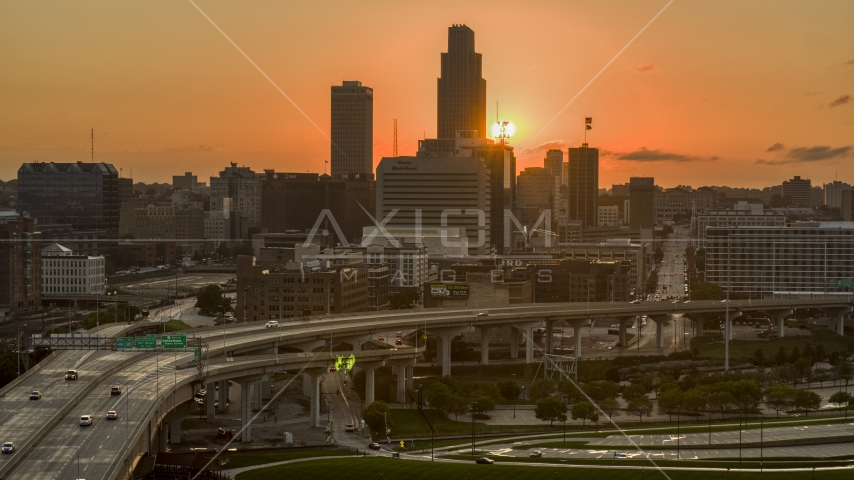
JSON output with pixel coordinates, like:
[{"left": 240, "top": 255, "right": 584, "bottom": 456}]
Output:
[
  {"left": 41, "top": 243, "right": 105, "bottom": 296},
  {"left": 695, "top": 201, "right": 786, "bottom": 248}
]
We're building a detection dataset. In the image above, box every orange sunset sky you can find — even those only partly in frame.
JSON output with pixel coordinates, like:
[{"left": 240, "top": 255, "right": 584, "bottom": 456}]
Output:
[{"left": 1, "top": 0, "right": 852, "bottom": 188}]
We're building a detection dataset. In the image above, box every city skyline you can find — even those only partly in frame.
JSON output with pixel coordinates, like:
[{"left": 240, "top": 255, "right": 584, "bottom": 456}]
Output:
[{"left": 1, "top": 1, "right": 852, "bottom": 187}]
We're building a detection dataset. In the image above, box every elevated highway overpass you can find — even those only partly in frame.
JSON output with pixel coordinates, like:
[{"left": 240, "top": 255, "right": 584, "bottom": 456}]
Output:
[{"left": 0, "top": 297, "right": 850, "bottom": 479}]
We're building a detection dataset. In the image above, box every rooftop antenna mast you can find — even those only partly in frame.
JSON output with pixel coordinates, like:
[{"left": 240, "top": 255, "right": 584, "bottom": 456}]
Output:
[
  {"left": 393, "top": 119, "right": 398, "bottom": 157},
  {"left": 91, "top": 128, "right": 94, "bottom": 163}
]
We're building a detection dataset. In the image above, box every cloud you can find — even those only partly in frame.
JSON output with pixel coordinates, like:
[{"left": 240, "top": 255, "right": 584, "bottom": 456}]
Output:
[
  {"left": 634, "top": 64, "right": 656, "bottom": 73},
  {"left": 756, "top": 145, "right": 852, "bottom": 165},
  {"left": 804, "top": 91, "right": 823, "bottom": 96},
  {"left": 828, "top": 94, "right": 850, "bottom": 107},
  {"left": 787, "top": 145, "right": 851, "bottom": 161},
  {"left": 521, "top": 140, "right": 568, "bottom": 155},
  {"left": 766, "top": 143, "right": 785, "bottom": 152},
  {"left": 847, "top": 59, "right": 854, "bottom": 65},
  {"left": 610, "top": 147, "right": 716, "bottom": 163}
]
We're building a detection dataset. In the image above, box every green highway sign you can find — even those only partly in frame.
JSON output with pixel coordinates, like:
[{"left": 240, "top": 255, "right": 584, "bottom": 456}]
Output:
[
  {"left": 161, "top": 334, "right": 187, "bottom": 349},
  {"left": 116, "top": 337, "right": 134, "bottom": 349},
  {"left": 829, "top": 278, "right": 853, "bottom": 288},
  {"left": 134, "top": 335, "right": 156, "bottom": 349},
  {"left": 194, "top": 347, "right": 200, "bottom": 357}
]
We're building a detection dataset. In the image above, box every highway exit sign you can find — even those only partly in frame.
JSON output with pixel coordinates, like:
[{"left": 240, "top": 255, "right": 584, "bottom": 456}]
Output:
[
  {"left": 161, "top": 334, "right": 187, "bottom": 349},
  {"left": 116, "top": 337, "right": 134, "bottom": 349},
  {"left": 829, "top": 278, "right": 853, "bottom": 288},
  {"left": 134, "top": 335, "right": 156, "bottom": 349}
]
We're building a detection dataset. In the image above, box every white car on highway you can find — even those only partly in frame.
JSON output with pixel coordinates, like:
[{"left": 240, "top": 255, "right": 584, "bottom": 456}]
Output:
[
  {"left": 80, "top": 415, "right": 93, "bottom": 426},
  {"left": 265, "top": 321, "right": 279, "bottom": 328}
]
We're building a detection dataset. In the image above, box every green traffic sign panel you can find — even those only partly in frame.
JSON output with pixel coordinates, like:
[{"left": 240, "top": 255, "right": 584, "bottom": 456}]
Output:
[
  {"left": 116, "top": 337, "right": 134, "bottom": 349},
  {"left": 134, "top": 335, "right": 157, "bottom": 349},
  {"left": 829, "top": 278, "right": 853, "bottom": 288},
  {"left": 194, "top": 347, "right": 200, "bottom": 357},
  {"left": 161, "top": 334, "right": 187, "bottom": 349}
]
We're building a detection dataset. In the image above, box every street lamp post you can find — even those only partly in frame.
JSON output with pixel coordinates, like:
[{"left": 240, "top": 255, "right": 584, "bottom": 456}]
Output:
[
  {"left": 760, "top": 416, "right": 764, "bottom": 473},
  {"left": 63, "top": 446, "right": 80, "bottom": 480},
  {"left": 16, "top": 323, "right": 27, "bottom": 377},
  {"left": 676, "top": 407, "right": 680, "bottom": 460}
]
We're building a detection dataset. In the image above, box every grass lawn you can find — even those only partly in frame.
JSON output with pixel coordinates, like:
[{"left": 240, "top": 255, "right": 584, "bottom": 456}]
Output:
[
  {"left": 691, "top": 325, "right": 854, "bottom": 361},
  {"left": 235, "top": 456, "right": 854, "bottom": 480},
  {"left": 390, "top": 409, "right": 562, "bottom": 438},
  {"left": 443, "top": 454, "right": 854, "bottom": 470},
  {"left": 213, "top": 449, "right": 355, "bottom": 469},
  {"left": 164, "top": 320, "right": 193, "bottom": 332}
]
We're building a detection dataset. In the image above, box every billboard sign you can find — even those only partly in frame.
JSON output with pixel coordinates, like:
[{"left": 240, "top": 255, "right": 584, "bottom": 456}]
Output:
[{"left": 430, "top": 284, "right": 469, "bottom": 298}]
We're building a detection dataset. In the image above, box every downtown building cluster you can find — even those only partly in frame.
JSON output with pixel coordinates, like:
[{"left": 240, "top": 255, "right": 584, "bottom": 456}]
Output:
[{"left": 3, "top": 25, "right": 854, "bottom": 320}]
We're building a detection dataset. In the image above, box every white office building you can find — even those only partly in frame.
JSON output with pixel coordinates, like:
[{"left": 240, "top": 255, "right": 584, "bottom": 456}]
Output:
[
  {"left": 824, "top": 181, "right": 851, "bottom": 209},
  {"left": 41, "top": 243, "right": 105, "bottom": 295},
  {"left": 695, "top": 201, "right": 786, "bottom": 247},
  {"left": 598, "top": 205, "right": 620, "bottom": 227},
  {"left": 705, "top": 222, "right": 854, "bottom": 295}
]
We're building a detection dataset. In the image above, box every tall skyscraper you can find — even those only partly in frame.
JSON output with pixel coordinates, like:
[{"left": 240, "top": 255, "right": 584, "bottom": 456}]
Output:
[
  {"left": 567, "top": 146, "right": 599, "bottom": 229},
  {"left": 629, "top": 177, "right": 655, "bottom": 229},
  {"left": 17, "top": 162, "right": 120, "bottom": 237},
  {"left": 437, "top": 25, "right": 486, "bottom": 139},
  {"left": 544, "top": 149, "right": 563, "bottom": 184},
  {"left": 781, "top": 175, "right": 811, "bottom": 207},
  {"left": 331, "top": 81, "right": 373, "bottom": 176}
]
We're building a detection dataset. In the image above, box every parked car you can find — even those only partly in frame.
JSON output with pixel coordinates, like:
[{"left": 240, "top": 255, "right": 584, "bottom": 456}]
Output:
[
  {"left": 111, "top": 386, "right": 122, "bottom": 395},
  {"left": 368, "top": 442, "right": 381, "bottom": 450},
  {"left": 475, "top": 457, "right": 495, "bottom": 464},
  {"left": 345, "top": 424, "right": 355, "bottom": 432},
  {"left": 529, "top": 451, "right": 543, "bottom": 458},
  {"left": 1, "top": 442, "right": 14, "bottom": 454},
  {"left": 106, "top": 410, "right": 119, "bottom": 420},
  {"left": 65, "top": 370, "right": 78, "bottom": 381},
  {"left": 80, "top": 415, "right": 94, "bottom": 426},
  {"left": 265, "top": 321, "right": 279, "bottom": 328},
  {"left": 29, "top": 391, "right": 41, "bottom": 400}
]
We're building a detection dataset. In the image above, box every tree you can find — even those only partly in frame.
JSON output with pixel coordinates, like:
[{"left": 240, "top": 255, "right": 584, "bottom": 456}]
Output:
[
  {"left": 599, "top": 397, "right": 621, "bottom": 419},
  {"left": 362, "top": 401, "right": 391, "bottom": 437},
  {"left": 688, "top": 282, "right": 725, "bottom": 301},
  {"left": 605, "top": 367, "right": 621, "bottom": 384},
  {"left": 657, "top": 390, "right": 684, "bottom": 421},
  {"left": 622, "top": 384, "right": 647, "bottom": 402},
  {"left": 626, "top": 397, "right": 653, "bottom": 423},
  {"left": 583, "top": 381, "right": 619, "bottom": 403},
  {"left": 764, "top": 384, "right": 794, "bottom": 417},
  {"left": 535, "top": 396, "right": 568, "bottom": 426},
  {"left": 775, "top": 346, "right": 788, "bottom": 366},
  {"left": 470, "top": 396, "right": 496, "bottom": 417},
  {"left": 791, "top": 390, "right": 821, "bottom": 416},
  {"left": 737, "top": 394, "right": 756, "bottom": 414},
  {"left": 829, "top": 391, "right": 852, "bottom": 408},
  {"left": 682, "top": 391, "right": 707, "bottom": 415},
  {"left": 709, "top": 392, "right": 736, "bottom": 419},
  {"left": 448, "top": 396, "right": 470, "bottom": 421},
  {"left": 498, "top": 380, "right": 521, "bottom": 401},
  {"left": 529, "top": 379, "right": 557, "bottom": 402},
  {"left": 389, "top": 290, "right": 419, "bottom": 309},
  {"left": 753, "top": 349, "right": 766, "bottom": 368},
  {"left": 195, "top": 284, "right": 232, "bottom": 316},
  {"left": 646, "top": 269, "right": 659, "bottom": 293},
  {"left": 571, "top": 401, "right": 597, "bottom": 426},
  {"left": 425, "top": 382, "right": 452, "bottom": 412}
]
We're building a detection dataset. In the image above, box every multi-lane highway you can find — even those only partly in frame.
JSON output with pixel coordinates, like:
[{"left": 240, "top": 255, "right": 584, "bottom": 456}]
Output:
[{"left": 1, "top": 296, "right": 851, "bottom": 479}]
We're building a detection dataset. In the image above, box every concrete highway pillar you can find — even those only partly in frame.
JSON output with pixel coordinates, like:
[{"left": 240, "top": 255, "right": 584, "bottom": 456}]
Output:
[
  {"left": 510, "top": 327, "right": 519, "bottom": 359},
  {"left": 822, "top": 307, "right": 852, "bottom": 336},
  {"left": 361, "top": 361, "right": 384, "bottom": 405},
  {"left": 567, "top": 320, "right": 591, "bottom": 359},
  {"left": 616, "top": 316, "right": 634, "bottom": 346},
  {"left": 390, "top": 359, "right": 416, "bottom": 403},
  {"left": 206, "top": 382, "right": 216, "bottom": 420},
  {"left": 480, "top": 326, "right": 492, "bottom": 365},
  {"left": 762, "top": 309, "right": 793, "bottom": 338},
  {"left": 218, "top": 381, "right": 229, "bottom": 413},
  {"left": 254, "top": 380, "right": 263, "bottom": 410},
  {"left": 262, "top": 376, "right": 272, "bottom": 400},
  {"left": 159, "top": 424, "right": 168, "bottom": 451},
  {"left": 649, "top": 315, "right": 670, "bottom": 348},
  {"left": 169, "top": 419, "right": 182, "bottom": 445},
  {"left": 302, "top": 369, "right": 325, "bottom": 428},
  {"left": 545, "top": 321, "right": 554, "bottom": 354},
  {"left": 430, "top": 327, "right": 469, "bottom": 377},
  {"left": 405, "top": 366, "right": 414, "bottom": 392}
]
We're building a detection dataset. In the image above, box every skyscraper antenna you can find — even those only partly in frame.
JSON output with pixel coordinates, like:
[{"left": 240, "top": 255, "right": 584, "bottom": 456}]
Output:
[
  {"left": 393, "top": 119, "right": 398, "bottom": 157},
  {"left": 91, "top": 128, "right": 94, "bottom": 163}
]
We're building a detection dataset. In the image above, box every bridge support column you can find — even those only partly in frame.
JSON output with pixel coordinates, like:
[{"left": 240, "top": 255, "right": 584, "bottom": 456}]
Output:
[
  {"left": 254, "top": 380, "right": 263, "bottom": 409},
  {"left": 567, "top": 320, "right": 591, "bottom": 359},
  {"left": 430, "top": 327, "right": 470, "bottom": 377},
  {"left": 405, "top": 365, "right": 414, "bottom": 392},
  {"left": 616, "top": 316, "right": 634, "bottom": 346},
  {"left": 218, "top": 381, "right": 229, "bottom": 413},
  {"left": 159, "top": 424, "right": 168, "bottom": 451},
  {"left": 525, "top": 325, "right": 534, "bottom": 364},
  {"left": 301, "top": 369, "right": 325, "bottom": 428},
  {"left": 262, "top": 376, "right": 272, "bottom": 400},
  {"left": 762, "top": 309, "right": 793, "bottom": 338},
  {"left": 822, "top": 307, "right": 853, "bottom": 336},
  {"left": 240, "top": 381, "right": 252, "bottom": 442},
  {"left": 649, "top": 315, "right": 670, "bottom": 348},
  {"left": 206, "top": 381, "right": 216, "bottom": 420},
  {"left": 361, "top": 361, "right": 385, "bottom": 405},
  {"left": 479, "top": 326, "right": 492, "bottom": 365},
  {"left": 545, "top": 321, "right": 554, "bottom": 354},
  {"left": 390, "top": 358, "right": 417, "bottom": 403},
  {"left": 169, "top": 419, "right": 182, "bottom": 445},
  {"left": 338, "top": 334, "right": 372, "bottom": 351},
  {"left": 510, "top": 327, "right": 519, "bottom": 359}
]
